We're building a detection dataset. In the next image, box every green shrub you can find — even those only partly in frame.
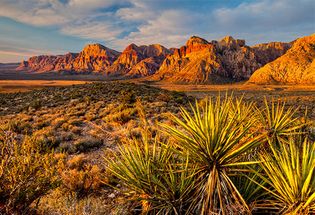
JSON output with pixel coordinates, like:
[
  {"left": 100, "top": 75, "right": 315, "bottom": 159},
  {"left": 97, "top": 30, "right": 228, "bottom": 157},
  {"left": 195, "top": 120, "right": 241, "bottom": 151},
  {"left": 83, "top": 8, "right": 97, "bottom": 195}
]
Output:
[
  {"left": 107, "top": 135, "right": 198, "bottom": 214},
  {"left": 255, "top": 137, "right": 315, "bottom": 214},
  {"left": 74, "top": 137, "right": 103, "bottom": 153},
  {"left": 163, "top": 96, "right": 263, "bottom": 214},
  {"left": 0, "top": 131, "right": 59, "bottom": 214},
  {"left": 59, "top": 155, "right": 103, "bottom": 198}
]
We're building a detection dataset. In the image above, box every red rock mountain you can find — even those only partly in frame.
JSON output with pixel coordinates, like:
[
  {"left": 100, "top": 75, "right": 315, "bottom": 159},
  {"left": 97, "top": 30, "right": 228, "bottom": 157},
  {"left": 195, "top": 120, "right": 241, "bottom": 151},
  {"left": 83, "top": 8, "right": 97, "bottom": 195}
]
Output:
[
  {"left": 21, "top": 35, "right": 315, "bottom": 84},
  {"left": 106, "top": 44, "right": 171, "bottom": 77},
  {"left": 18, "top": 44, "right": 120, "bottom": 73},
  {"left": 150, "top": 36, "right": 291, "bottom": 83},
  {"left": 249, "top": 34, "right": 315, "bottom": 84},
  {"left": 18, "top": 53, "right": 78, "bottom": 73},
  {"left": 18, "top": 43, "right": 171, "bottom": 76},
  {"left": 71, "top": 44, "right": 120, "bottom": 72}
]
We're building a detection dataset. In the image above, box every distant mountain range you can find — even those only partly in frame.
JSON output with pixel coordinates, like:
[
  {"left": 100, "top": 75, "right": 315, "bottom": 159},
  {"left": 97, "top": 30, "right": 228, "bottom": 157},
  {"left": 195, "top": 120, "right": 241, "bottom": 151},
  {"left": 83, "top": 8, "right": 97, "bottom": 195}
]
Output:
[{"left": 17, "top": 34, "right": 315, "bottom": 84}]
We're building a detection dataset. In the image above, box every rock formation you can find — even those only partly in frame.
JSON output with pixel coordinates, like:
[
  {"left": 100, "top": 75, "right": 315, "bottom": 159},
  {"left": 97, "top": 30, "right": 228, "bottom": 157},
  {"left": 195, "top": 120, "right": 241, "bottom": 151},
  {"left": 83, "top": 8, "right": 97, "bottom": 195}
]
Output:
[
  {"left": 17, "top": 44, "right": 120, "bottom": 73},
  {"left": 18, "top": 43, "right": 170, "bottom": 77},
  {"left": 18, "top": 53, "right": 78, "bottom": 73},
  {"left": 151, "top": 36, "right": 291, "bottom": 83},
  {"left": 20, "top": 34, "right": 315, "bottom": 84},
  {"left": 106, "top": 44, "right": 171, "bottom": 77},
  {"left": 71, "top": 44, "right": 120, "bottom": 72},
  {"left": 249, "top": 34, "right": 315, "bottom": 84}
]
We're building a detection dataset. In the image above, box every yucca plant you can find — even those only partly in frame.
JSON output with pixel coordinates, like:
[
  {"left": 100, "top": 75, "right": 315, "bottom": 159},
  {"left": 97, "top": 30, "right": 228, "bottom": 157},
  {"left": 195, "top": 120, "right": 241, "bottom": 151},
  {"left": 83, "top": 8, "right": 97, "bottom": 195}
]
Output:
[
  {"left": 106, "top": 134, "right": 198, "bottom": 214},
  {"left": 257, "top": 98, "right": 305, "bottom": 144},
  {"left": 256, "top": 137, "right": 315, "bottom": 214},
  {"left": 162, "top": 96, "right": 263, "bottom": 214}
]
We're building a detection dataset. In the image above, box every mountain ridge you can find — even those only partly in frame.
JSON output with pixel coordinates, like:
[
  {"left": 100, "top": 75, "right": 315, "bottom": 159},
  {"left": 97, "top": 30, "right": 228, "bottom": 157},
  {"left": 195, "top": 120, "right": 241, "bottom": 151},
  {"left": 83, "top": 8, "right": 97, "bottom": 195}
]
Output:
[
  {"left": 249, "top": 34, "right": 315, "bottom": 84},
  {"left": 17, "top": 34, "right": 315, "bottom": 84}
]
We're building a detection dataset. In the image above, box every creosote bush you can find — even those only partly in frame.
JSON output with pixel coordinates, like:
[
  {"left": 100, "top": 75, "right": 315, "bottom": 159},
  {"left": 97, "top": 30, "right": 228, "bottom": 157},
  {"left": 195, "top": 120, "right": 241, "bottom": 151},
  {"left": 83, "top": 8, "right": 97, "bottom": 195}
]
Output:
[
  {"left": 107, "top": 96, "right": 314, "bottom": 214},
  {"left": 59, "top": 155, "right": 103, "bottom": 198},
  {"left": 0, "top": 130, "right": 59, "bottom": 214}
]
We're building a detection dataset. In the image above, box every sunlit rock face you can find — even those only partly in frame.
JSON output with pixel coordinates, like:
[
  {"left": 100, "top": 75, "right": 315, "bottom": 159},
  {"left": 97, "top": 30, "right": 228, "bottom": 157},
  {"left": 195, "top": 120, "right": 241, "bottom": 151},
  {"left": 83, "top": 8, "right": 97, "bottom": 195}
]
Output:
[
  {"left": 249, "top": 34, "right": 315, "bottom": 84},
  {"left": 17, "top": 44, "right": 120, "bottom": 73},
  {"left": 18, "top": 43, "right": 171, "bottom": 77},
  {"left": 19, "top": 34, "right": 307, "bottom": 83},
  {"left": 106, "top": 44, "right": 171, "bottom": 77},
  {"left": 151, "top": 35, "right": 291, "bottom": 83},
  {"left": 71, "top": 44, "right": 120, "bottom": 72},
  {"left": 17, "top": 53, "right": 78, "bottom": 73}
]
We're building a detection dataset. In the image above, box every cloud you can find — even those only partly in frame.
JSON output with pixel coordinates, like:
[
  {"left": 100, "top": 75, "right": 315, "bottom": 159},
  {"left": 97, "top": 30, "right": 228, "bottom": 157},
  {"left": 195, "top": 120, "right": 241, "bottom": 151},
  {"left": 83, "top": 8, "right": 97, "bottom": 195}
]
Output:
[
  {"left": 0, "top": 0, "right": 314, "bottom": 52},
  {"left": 213, "top": 0, "right": 315, "bottom": 30},
  {"left": 0, "top": 45, "right": 64, "bottom": 63}
]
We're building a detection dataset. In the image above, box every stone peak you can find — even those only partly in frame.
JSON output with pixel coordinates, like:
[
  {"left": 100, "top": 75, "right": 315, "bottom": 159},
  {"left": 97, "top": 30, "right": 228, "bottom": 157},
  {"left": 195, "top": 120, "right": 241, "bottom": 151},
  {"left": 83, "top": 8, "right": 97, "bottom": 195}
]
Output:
[
  {"left": 82, "top": 43, "right": 107, "bottom": 50},
  {"left": 186, "top": 36, "right": 209, "bottom": 47},
  {"left": 219, "top": 35, "right": 245, "bottom": 48},
  {"left": 124, "top": 43, "right": 140, "bottom": 52}
]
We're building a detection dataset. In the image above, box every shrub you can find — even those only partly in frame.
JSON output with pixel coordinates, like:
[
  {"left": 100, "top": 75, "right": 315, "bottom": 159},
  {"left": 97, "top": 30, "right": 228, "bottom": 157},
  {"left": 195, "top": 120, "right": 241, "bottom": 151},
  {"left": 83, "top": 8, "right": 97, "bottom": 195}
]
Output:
[
  {"left": 257, "top": 98, "right": 305, "bottom": 144},
  {"left": 256, "top": 137, "right": 315, "bottom": 214},
  {"left": 0, "top": 131, "right": 59, "bottom": 214},
  {"left": 107, "top": 135, "right": 198, "bottom": 214},
  {"left": 162, "top": 96, "right": 263, "bottom": 214},
  {"left": 59, "top": 155, "right": 103, "bottom": 198},
  {"left": 74, "top": 137, "right": 103, "bottom": 153},
  {"left": 119, "top": 90, "right": 136, "bottom": 105}
]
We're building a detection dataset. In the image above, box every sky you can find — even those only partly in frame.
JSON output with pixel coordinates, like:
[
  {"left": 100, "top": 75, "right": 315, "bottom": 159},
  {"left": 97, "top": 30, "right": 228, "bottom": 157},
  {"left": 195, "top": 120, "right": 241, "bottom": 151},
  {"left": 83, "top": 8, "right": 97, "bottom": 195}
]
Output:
[{"left": 0, "top": 0, "right": 314, "bottom": 63}]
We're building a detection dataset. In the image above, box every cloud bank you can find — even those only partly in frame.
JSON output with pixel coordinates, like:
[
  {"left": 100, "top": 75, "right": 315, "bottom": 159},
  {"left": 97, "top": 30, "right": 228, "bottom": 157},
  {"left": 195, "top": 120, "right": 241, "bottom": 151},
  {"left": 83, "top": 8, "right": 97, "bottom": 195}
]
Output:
[{"left": 0, "top": 0, "right": 314, "bottom": 50}]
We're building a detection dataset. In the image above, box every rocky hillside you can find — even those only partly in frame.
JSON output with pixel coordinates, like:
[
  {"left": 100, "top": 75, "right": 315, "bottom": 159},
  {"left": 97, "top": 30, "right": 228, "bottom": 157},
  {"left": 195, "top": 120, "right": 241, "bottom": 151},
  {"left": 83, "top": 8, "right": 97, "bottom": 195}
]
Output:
[
  {"left": 106, "top": 44, "right": 171, "bottom": 77},
  {"left": 20, "top": 34, "right": 315, "bottom": 84},
  {"left": 150, "top": 36, "right": 291, "bottom": 83},
  {"left": 18, "top": 53, "right": 78, "bottom": 73},
  {"left": 249, "top": 34, "right": 315, "bottom": 84},
  {"left": 18, "top": 43, "right": 170, "bottom": 76},
  {"left": 18, "top": 44, "right": 120, "bottom": 73},
  {"left": 71, "top": 44, "right": 120, "bottom": 72}
]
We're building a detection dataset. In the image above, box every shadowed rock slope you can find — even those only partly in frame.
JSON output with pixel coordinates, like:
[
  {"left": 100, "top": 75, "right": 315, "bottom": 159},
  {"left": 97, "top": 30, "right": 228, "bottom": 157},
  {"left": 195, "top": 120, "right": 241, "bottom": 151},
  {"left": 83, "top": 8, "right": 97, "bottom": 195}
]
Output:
[
  {"left": 106, "top": 44, "right": 171, "bottom": 77},
  {"left": 249, "top": 34, "right": 315, "bottom": 84}
]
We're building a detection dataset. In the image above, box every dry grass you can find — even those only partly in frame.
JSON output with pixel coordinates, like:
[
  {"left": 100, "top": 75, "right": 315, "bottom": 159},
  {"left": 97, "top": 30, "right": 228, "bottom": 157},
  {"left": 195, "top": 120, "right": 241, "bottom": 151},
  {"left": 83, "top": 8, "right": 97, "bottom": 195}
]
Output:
[
  {"left": 0, "top": 81, "right": 314, "bottom": 214},
  {"left": 0, "top": 80, "right": 90, "bottom": 93}
]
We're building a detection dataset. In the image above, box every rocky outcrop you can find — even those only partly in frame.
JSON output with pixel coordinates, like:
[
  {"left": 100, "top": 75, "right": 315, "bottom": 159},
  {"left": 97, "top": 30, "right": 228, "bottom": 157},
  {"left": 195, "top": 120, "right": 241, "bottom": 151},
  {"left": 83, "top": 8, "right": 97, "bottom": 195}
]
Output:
[
  {"left": 126, "top": 57, "right": 166, "bottom": 77},
  {"left": 17, "top": 44, "right": 120, "bottom": 73},
  {"left": 19, "top": 35, "right": 308, "bottom": 84},
  {"left": 17, "top": 53, "right": 78, "bottom": 73},
  {"left": 71, "top": 44, "right": 120, "bottom": 72},
  {"left": 151, "top": 36, "right": 290, "bottom": 83},
  {"left": 18, "top": 43, "right": 170, "bottom": 77},
  {"left": 252, "top": 42, "right": 292, "bottom": 65},
  {"left": 249, "top": 34, "right": 315, "bottom": 84},
  {"left": 106, "top": 44, "right": 171, "bottom": 76}
]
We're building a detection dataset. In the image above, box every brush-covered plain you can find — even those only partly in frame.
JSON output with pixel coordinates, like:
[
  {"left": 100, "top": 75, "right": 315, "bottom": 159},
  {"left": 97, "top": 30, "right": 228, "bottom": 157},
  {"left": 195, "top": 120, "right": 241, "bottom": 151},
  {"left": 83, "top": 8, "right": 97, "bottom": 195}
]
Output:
[{"left": 0, "top": 82, "right": 314, "bottom": 214}]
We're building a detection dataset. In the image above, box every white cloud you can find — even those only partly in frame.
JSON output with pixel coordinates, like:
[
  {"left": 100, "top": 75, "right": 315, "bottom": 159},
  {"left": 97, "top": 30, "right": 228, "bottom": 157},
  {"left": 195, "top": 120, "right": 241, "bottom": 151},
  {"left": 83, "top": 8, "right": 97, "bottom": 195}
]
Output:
[
  {"left": 0, "top": 0, "right": 314, "bottom": 51},
  {"left": 61, "top": 20, "right": 123, "bottom": 41},
  {"left": 213, "top": 0, "right": 315, "bottom": 31}
]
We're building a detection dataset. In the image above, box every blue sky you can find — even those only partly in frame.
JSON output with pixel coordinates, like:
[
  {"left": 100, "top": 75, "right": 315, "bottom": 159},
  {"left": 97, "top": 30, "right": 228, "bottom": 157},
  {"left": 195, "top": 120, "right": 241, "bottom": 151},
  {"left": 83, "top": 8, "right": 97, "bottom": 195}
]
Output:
[{"left": 0, "top": 0, "right": 314, "bottom": 63}]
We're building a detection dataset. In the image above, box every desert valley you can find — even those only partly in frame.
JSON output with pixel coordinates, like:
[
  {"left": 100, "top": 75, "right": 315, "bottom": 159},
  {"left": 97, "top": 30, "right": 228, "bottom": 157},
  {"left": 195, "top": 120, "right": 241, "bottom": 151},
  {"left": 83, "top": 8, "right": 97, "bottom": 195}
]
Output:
[{"left": 0, "top": 0, "right": 315, "bottom": 214}]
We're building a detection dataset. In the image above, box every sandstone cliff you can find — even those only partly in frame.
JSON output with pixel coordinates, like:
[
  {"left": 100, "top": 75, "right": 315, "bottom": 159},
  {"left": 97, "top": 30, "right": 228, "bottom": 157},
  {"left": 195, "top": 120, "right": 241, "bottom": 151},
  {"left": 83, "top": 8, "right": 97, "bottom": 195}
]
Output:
[
  {"left": 249, "top": 34, "right": 315, "bottom": 84},
  {"left": 18, "top": 44, "right": 120, "bottom": 73},
  {"left": 18, "top": 53, "right": 78, "bottom": 73},
  {"left": 71, "top": 44, "right": 120, "bottom": 72},
  {"left": 151, "top": 36, "right": 291, "bottom": 83},
  {"left": 18, "top": 43, "right": 170, "bottom": 76},
  {"left": 106, "top": 44, "right": 171, "bottom": 77},
  {"left": 18, "top": 35, "right": 302, "bottom": 83}
]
